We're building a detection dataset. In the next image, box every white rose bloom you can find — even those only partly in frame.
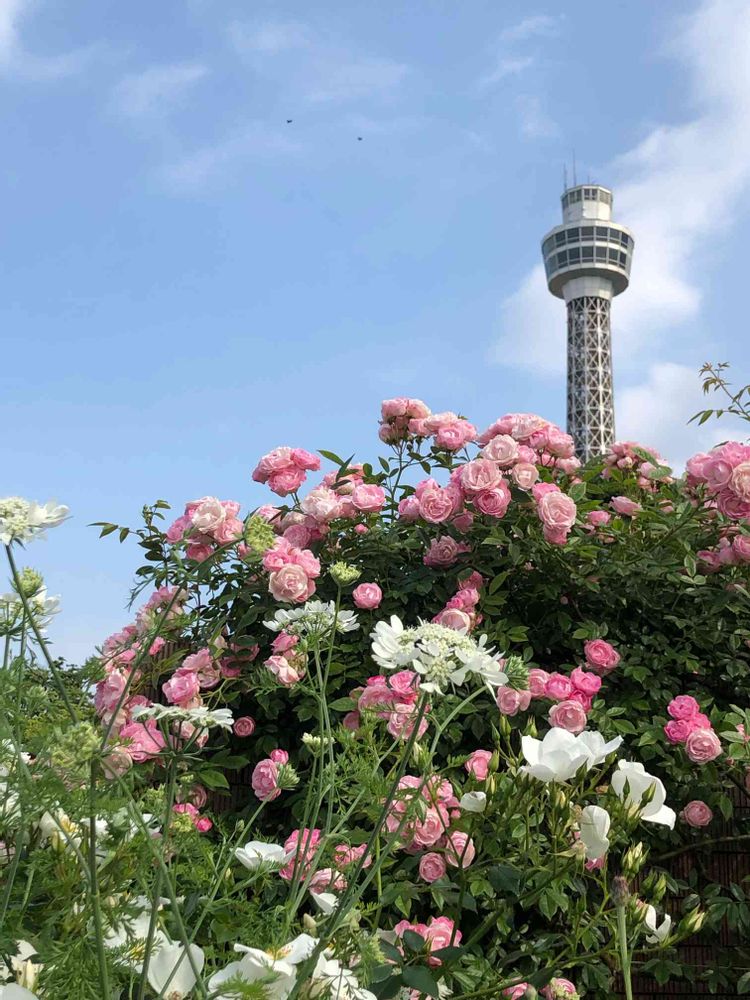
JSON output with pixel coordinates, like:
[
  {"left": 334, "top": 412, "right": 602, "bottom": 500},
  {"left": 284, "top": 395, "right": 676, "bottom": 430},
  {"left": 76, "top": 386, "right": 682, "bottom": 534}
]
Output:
[
  {"left": 610, "top": 761, "right": 676, "bottom": 829},
  {"left": 310, "top": 891, "right": 339, "bottom": 914},
  {"left": 209, "top": 934, "right": 318, "bottom": 1000},
  {"left": 235, "top": 841, "right": 289, "bottom": 870},
  {"left": 459, "top": 791, "right": 487, "bottom": 813},
  {"left": 578, "top": 805, "right": 611, "bottom": 860},
  {"left": 643, "top": 904, "right": 672, "bottom": 943},
  {"left": 520, "top": 729, "right": 622, "bottom": 783}
]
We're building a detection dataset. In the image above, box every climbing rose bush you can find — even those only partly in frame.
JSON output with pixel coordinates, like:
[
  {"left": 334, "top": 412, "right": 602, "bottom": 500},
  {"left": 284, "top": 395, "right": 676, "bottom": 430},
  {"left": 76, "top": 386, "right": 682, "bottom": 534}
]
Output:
[{"left": 1, "top": 394, "right": 750, "bottom": 998}]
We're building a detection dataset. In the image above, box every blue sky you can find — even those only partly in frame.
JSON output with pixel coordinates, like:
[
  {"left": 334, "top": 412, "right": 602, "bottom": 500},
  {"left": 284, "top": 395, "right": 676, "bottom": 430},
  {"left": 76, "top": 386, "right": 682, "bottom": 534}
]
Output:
[{"left": 5, "top": 0, "right": 750, "bottom": 663}]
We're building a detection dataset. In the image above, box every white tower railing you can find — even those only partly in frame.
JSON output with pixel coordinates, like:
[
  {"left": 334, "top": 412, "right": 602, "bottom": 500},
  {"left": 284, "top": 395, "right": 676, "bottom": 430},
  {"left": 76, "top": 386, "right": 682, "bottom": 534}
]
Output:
[{"left": 541, "top": 184, "right": 634, "bottom": 462}]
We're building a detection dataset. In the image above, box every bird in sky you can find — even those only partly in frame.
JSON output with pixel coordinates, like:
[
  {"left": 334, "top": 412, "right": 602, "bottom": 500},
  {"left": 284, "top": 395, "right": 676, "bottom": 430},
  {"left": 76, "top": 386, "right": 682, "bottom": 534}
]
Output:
[{"left": 286, "top": 119, "right": 293, "bottom": 124}]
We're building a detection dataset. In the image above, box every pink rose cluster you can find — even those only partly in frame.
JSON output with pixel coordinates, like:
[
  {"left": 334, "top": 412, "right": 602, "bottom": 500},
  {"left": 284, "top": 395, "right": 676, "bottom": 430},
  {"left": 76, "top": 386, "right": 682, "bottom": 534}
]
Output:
[
  {"left": 696, "top": 527, "right": 750, "bottom": 573},
  {"left": 264, "top": 631, "right": 307, "bottom": 687},
  {"left": 664, "top": 695, "right": 722, "bottom": 764},
  {"left": 252, "top": 446, "right": 321, "bottom": 497},
  {"left": 432, "top": 571, "right": 484, "bottom": 632},
  {"left": 407, "top": 411, "right": 477, "bottom": 452},
  {"left": 384, "top": 775, "right": 477, "bottom": 879},
  {"left": 478, "top": 412, "right": 578, "bottom": 474},
  {"left": 165, "top": 496, "right": 244, "bottom": 562},
  {"left": 262, "top": 537, "right": 321, "bottom": 604},
  {"left": 378, "top": 397, "right": 431, "bottom": 443},
  {"left": 687, "top": 441, "right": 750, "bottom": 522},
  {"left": 347, "top": 670, "right": 428, "bottom": 741},
  {"left": 277, "top": 827, "right": 371, "bottom": 887},
  {"left": 251, "top": 749, "right": 290, "bottom": 801},
  {"left": 173, "top": 802, "right": 213, "bottom": 834},
  {"left": 603, "top": 441, "right": 671, "bottom": 490},
  {"left": 511, "top": 653, "right": 610, "bottom": 733},
  {"left": 162, "top": 647, "right": 220, "bottom": 707},
  {"left": 424, "top": 535, "right": 471, "bottom": 568},
  {"left": 94, "top": 586, "right": 189, "bottom": 736},
  {"left": 532, "top": 482, "right": 578, "bottom": 545},
  {"left": 393, "top": 916, "right": 462, "bottom": 966}
]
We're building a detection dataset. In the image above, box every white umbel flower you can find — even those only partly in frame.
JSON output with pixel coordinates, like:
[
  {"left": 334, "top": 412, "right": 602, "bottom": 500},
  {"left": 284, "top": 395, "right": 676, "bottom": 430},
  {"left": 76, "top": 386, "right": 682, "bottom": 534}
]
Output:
[
  {"left": 264, "top": 600, "right": 359, "bottom": 638},
  {"left": 370, "top": 616, "right": 507, "bottom": 694},
  {"left": 130, "top": 705, "right": 234, "bottom": 731},
  {"left": 0, "top": 498, "right": 69, "bottom": 546}
]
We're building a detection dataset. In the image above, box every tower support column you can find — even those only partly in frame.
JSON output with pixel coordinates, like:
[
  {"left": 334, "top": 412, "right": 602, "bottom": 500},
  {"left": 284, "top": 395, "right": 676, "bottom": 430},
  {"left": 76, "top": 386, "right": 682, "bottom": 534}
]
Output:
[{"left": 566, "top": 296, "right": 615, "bottom": 461}]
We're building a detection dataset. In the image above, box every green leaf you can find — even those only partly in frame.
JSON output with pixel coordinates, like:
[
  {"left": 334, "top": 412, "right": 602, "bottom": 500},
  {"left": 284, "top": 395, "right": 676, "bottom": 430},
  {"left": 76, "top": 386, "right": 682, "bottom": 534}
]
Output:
[
  {"left": 400, "top": 966, "right": 441, "bottom": 999},
  {"left": 319, "top": 449, "right": 345, "bottom": 465},
  {"left": 401, "top": 930, "right": 426, "bottom": 953},
  {"left": 198, "top": 769, "right": 230, "bottom": 790}
]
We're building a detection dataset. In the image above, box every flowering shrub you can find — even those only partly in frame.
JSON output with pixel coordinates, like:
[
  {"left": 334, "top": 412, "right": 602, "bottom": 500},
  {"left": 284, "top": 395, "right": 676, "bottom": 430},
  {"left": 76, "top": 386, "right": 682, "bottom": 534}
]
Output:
[{"left": 2, "top": 385, "right": 750, "bottom": 998}]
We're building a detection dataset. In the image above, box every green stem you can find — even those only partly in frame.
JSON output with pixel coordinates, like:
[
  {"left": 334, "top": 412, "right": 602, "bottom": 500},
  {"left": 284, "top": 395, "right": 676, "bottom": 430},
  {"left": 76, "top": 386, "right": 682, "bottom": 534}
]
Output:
[
  {"left": 616, "top": 904, "right": 633, "bottom": 1000},
  {"left": 5, "top": 544, "right": 78, "bottom": 723},
  {"left": 88, "top": 763, "right": 112, "bottom": 999}
]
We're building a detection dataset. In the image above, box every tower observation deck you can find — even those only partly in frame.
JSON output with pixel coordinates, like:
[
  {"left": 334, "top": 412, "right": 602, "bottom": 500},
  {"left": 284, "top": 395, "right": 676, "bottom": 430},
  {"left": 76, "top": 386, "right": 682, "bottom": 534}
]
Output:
[{"left": 541, "top": 184, "right": 634, "bottom": 461}]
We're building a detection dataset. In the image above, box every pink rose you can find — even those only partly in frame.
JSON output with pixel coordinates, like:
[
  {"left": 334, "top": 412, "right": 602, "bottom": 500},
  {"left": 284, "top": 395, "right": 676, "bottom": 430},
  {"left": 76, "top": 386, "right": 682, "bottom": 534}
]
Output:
[
  {"left": 445, "top": 831, "right": 475, "bottom": 868},
  {"left": 195, "top": 816, "right": 213, "bottom": 833},
  {"left": 503, "top": 987, "right": 530, "bottom": 1000},
  {"left": 268, "top": 468, "right": 306, "bottom": 496},
  {"left": 544, "top": 672, "right": 573, "bottom": 701},
  {"left": 481, "top": 434, "right": 519, "bottom": 467},
  {"left": 460, "top": 458, "right": 502, "bottom": 494},
  {"left": 474, "top": 483, "right": 511, "bottom": 518},
  {"left": 190, "top": 496, "right": 226, "bottom": 534},
  {"left": 538, "top": 491, "right": 577, "bottom": 531},
  {"left": 528, "top": 668, "right": 550, "bottom": 698},
  {"left": 265, "top": 654, "right": 305, "bottom": 686},
  {"left": 496, "top": 687, "right": 531, "bottom": 716},
  {"left": 419, "top": 487, "right": 458, "bottom": 524},
  {"left": 434, "top": 608, "right": 472, "bottom": 631},
  {"left": 732, "top": 535, "right": 750, "bottom": 561},
  {"left": 685, "top": 728, "right": 722, "bottom": 764},
  {"left": 352, "top": 582, "right": 383, "bottom": 609},
  {"left": 425, "top": 915, "right": 461, "bottom": 963},
  {"left": 465, "top": 749, "right": 493, "bottom": 780},
  {"left": 119, "top": 720, "right": 165, "bottom": 763},
  {"left": 270, "top": 748, "right": 289, "bottom": 764},
  {"left": 584, "top": 639, "right": 620, "bottom": 675},
  {"left": 570, "top": 667, "right": 602, "bottom": 697},
  {"left": 251, "top": 759, "right": 281, "bottom": 801},
  {"left": 269, "top": 564, "right": 314, "bottom": 603},
  {"left": 424, "top": 536, "right": 463, "bottom": 568},
  {"left": 611, "top": 495, "right": 642, "bottom": 516},
  {"left": 272, "top": 632, "right": 299, "bottom": 654},
  {"left": 664, "top": 719, "right": 693, "bottom": 744},
  {"left": 549, "top": 699, "right": 588, "bottom": 733},
  {"left": 163, "top": 669, "right": 200, "bottom": 706},
  {"left": 681, "top": 800, "right": 713, "bottom": 828},
  {"left": 398, "top": 496, "right": 422, "bottom": 521},
  {"left": 412, "top": 807, "right": 447, "bottom": 848},
  {"left": 667, "top": 695, "right": 700, "bottom": 721},
  {"left": 587, "top": 510, "right": 612, "bottom": 528},
  {"left": 351, "top": 484, "right": 386, "bottom": 513},
  {"left": 419, "top": 852, "right": 447, "bottom": 883},
  {"left": 233, "top": 716, "right": 256, "bottom": 737},
  {"left": 511, "top": 462, "right": 539, "bottom": 490},
  {"left": 730, "top": 462, "right": 750, "bottom": 500}
]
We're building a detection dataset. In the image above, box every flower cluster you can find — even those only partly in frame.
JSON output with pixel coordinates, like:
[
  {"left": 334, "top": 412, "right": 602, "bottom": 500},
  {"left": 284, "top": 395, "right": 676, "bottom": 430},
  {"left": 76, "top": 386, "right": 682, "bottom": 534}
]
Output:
[
  {"left": 251, "top": 749, "right": 298, "bottom": 801},
  {"left": 687, "top": 441, "right": 750, "bottom": 521},
  {"left": 378, "top": 397, "right": 431, "bottom": 443},
  {"left": 347, "top": 670, "right": 428, "bottom": 741},
  {"left": 370, "top": 616, "right": 507, "bottom": 694},
  {"left": 663, "top": 695, "right": 722, "bottom": 763},
  {"left": 393, "top": 916, "right": 462, "bottom": 966},
  {"left": 0, "top": 497, "right": 69, "bottom": 546},
  {"left": 263, "top": 537, "right": 322, "bottom": 604},
  {"left": 166, "top": 496, "right": 245, "bottom": 562},
  {"left": 252, "top": 446, "right": 321, "bottom": 497},
  {"left": 432, "top": 571, "right": 483, "bottom": 632},
  {"left": 602, "top": 441, "right": 672, "bottom": 489}
]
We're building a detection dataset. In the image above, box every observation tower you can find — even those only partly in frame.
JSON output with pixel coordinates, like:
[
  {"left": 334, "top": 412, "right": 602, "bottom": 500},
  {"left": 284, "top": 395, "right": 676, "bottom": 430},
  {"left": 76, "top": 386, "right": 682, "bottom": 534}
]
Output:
[{"left": 541, "top": 184, "right": 634, "bottom": 461}]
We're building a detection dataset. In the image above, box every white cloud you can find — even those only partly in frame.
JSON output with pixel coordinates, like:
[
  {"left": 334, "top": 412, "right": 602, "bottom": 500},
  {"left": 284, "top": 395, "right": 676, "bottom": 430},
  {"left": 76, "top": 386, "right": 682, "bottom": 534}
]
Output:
[
  {"left": 228, "top": 19, "right": 409, "bottom": 105},
  {"left": 161, "top": 123, "right": 300, "bottom": 191},
  {"left": 516, "top": 94, "right": 559, "bottom": 139},
  {"left": 493, "top": 0, "right": 750, "bottom": 374},
  {"left": 228, "top": 20, "right": 311, "bottom": 55},
  {"left": 476, "top": 54, "right": 534, "bottom": 90},
  {"left": 499, "top": 14, "right": 561, "bottom": 43},
  {"left": 112, "top": 62, "right": 208, "bottom": 119},
  {"left": 0, "top": 0, "right": 99, "bottom": 80},
  {"left": 618, "top": 362, "right": 747, "bottom": 468}
]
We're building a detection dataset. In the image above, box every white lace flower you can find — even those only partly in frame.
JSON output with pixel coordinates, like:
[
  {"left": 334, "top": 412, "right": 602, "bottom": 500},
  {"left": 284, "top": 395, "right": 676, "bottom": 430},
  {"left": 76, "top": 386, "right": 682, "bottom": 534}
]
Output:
[
  {"left": 0, "top": 498, "right": 69, "bottom": 545},
  {"left": 370, "top": 616, "right": 507, "bottom": 694},
  {"left": 264, "top": 600, "right": 359, "bottom": 638},
  {"left": 130, "top": 705, "right": 234, "bottom": 731}
]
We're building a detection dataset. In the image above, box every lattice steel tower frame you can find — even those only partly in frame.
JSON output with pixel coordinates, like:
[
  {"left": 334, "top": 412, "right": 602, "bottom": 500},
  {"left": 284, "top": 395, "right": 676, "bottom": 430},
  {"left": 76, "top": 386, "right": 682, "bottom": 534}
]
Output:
[{"left": 541, "top": 184, "right": 634, "bottom": 461}]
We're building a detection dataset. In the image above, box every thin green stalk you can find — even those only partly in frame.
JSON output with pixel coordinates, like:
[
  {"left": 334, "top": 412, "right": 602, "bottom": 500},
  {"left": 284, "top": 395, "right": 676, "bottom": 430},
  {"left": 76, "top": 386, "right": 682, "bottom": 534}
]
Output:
[
  {"left": 88, "top": 763, "right": 112, "bottom": 999},
  {"left": 616, "top": 904, "right": 633, "bottom": 1000},
  {"left": 5, "top": 544, "right": 78, "bottom": 723}
]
